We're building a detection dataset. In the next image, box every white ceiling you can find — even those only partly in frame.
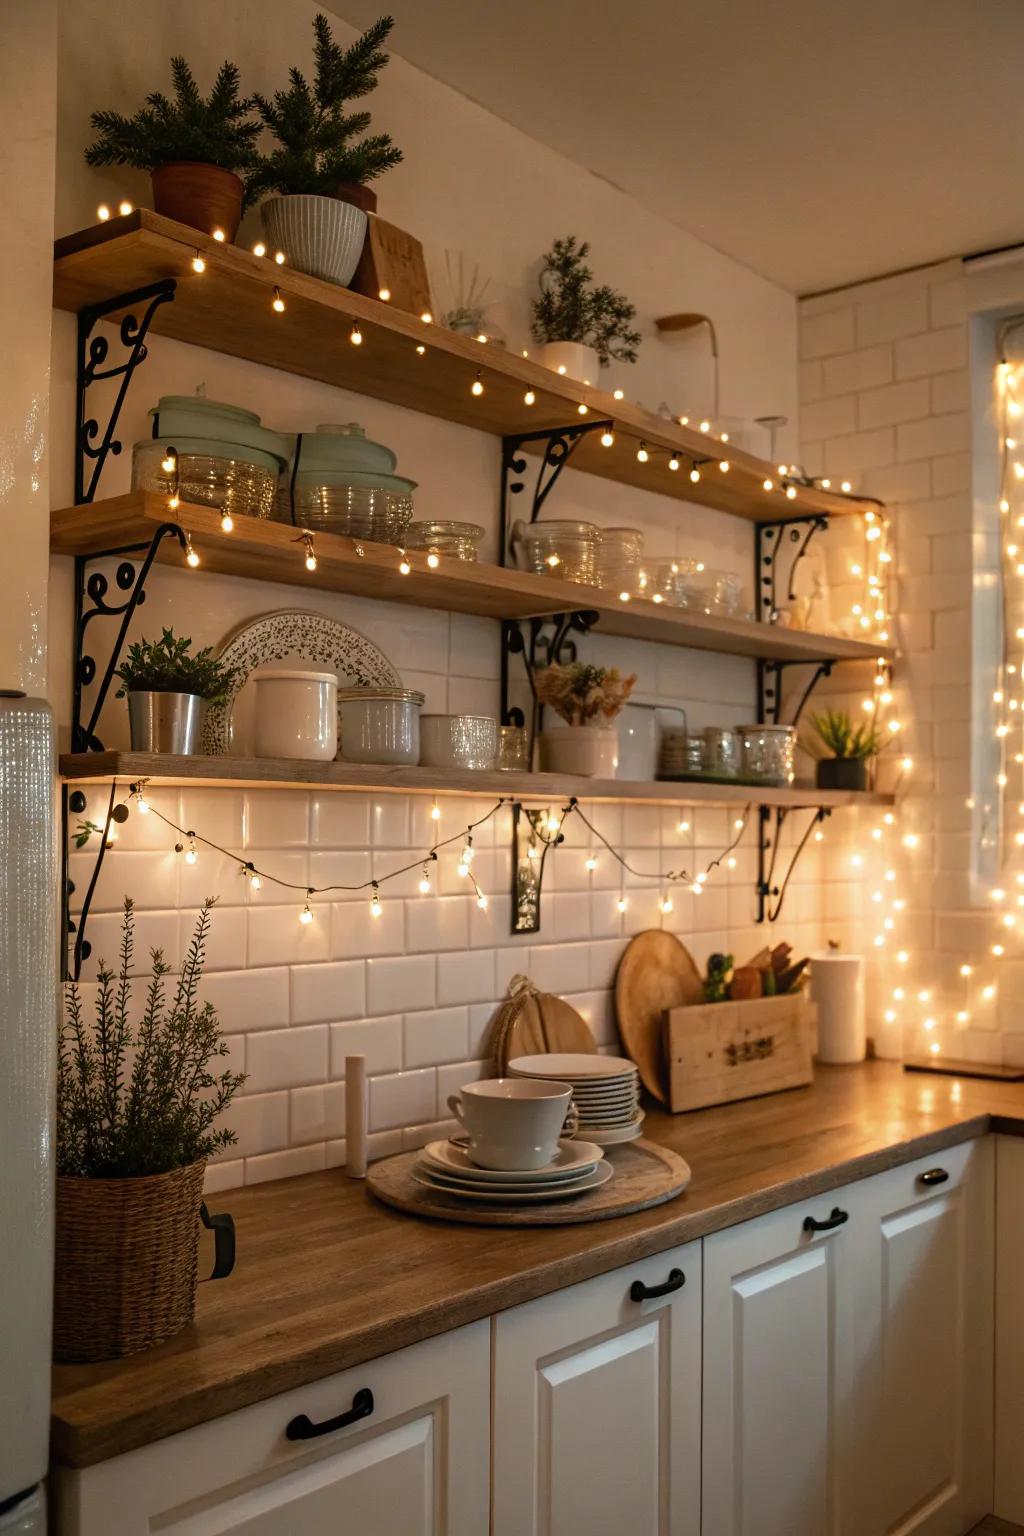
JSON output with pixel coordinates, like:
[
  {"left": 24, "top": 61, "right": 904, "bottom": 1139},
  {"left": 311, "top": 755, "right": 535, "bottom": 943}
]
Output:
[{"left": 334, "top": 0, "right": 1024, "bottom": 295}]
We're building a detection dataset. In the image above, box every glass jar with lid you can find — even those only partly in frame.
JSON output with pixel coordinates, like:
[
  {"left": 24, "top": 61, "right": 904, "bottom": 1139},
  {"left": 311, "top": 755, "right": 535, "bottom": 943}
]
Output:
[
  {"left": 511, "top": 519, "right": 600, "bottom": 585},
  {"left": 404, "top": 520, "right": 485, "bottom": 562},
  {"left": 594, "top": 526, "right": 644, "bottom": 591}
]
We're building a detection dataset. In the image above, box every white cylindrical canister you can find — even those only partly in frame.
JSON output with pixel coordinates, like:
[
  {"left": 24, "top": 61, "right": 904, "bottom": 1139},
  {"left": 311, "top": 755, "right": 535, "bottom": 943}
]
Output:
[
  {"left": 345, "top": 1055, "right": 368, "bottom": 1178},
  {"left": 810, "top": 952, "right": 866, "bottom": 1064}
]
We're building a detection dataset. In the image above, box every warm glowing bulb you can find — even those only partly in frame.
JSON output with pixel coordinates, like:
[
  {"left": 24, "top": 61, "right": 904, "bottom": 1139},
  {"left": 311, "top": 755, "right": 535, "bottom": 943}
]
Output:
[
  {"left": 427, "top": 552, "right": 440, "bottom": 568},
  {"left": 272, "top": 288, "right": 285, "bottom": 313},
  {"left": 577, "top": 403, "right": 588, "bottom": 415},
  {"left": 118, "top": 200, "right": 133, "bottom": 216},
  {"left": 476, "top": 891, "right": 489, "bottom": 910},
  {"left": 250, "top": 873, "right": 261, "bottom": 891},
  {"left": 668, "top": 455, "right": 680, "bottom": 471},
  {"left": 371, "top": 895, "right": 383, "bottom": 918},
  {"left": 253, "top": 241, "right": 266, "bottom": 257},
  {"left": 136, "top": 794, "right": 149, "bottom": 815},
  {"left": 677, "top": 819, "right": 690, "bottom": 833},
  {"left": 161, "top": 453, "right": 176, "bottom": 474},
  {"left": 220, "top": 512, "right": 233, "bottom": 533},
  {"left": 471, "top": 375, "right": 484, "bottom": 396},
  {"left": 613, "top": 389, "right": 624, "bottom": 400},
  {"left": 660, "top": 896, "right": 673, "bottom": 914},
  {"left": 299, "top": 904, "right": 314, "bottom": 924},
  {"left": 97, "top": 204, "right": 110, "bottom": 221},
  {"left": 274, "top": 251, "right": 285, "bottom": 265},
  {"left": 378, "top": 287, "right": 391, "bottom": 301},
  {"left": 690, "top": 467, "right": 701, "bottom": 483},
  {"left": 601, "top": 431, "right": 614, "bottom": 447},
  {"left": 960, "top": 963, "right": 973, "bottom": 977},
  {"left": 637, "top": 445, "right": 649, "bottom": 463},
  {"left": 212, "top": 228, "right": 225, "bottom": 243},
  {"left": 399, "top": 558, "right": 411, "bottom": 575},
  {"left": 763, "top": 478, "right": 774, "bottom": 491},
  {"left": 185, "top": 543, "right": 199, "bottom": 567},
  {"left": 719, "top": 459, "right": 730, "bottom": 473},
  {"left": 185, "top": 844, "right": 197, "bottom": 865},
  {"left": 699, "top": 419, "right": 711, "bottom": 433},
  {"left": 585, "top": 856, "right": 598, "bottom": 872},
  {"left": 841, "top": 480, "right": 852, "bottom": 493},
  {"left": 350, "top": 325, "right": 363, "bottom": 345},
  {"left": 897, "top": 950, "right": 909, "bottom": 964},
  {"left": 192, "top": 253, "right": 206, "bottom": 274},
  {"left": 524, "top": 389, "right": 536, "bottom": 406},
  {"left": 617, "top": 896, "right": 627, "bottom": 913},
  {"left": 786, "top": 485, "right": 797, "bottom": 500},
  {"left": 431, "top": 801, "right": 441, "bottom": 821},
  {"left": 420, "top": 310, "right": 433, "bottom": 323}
]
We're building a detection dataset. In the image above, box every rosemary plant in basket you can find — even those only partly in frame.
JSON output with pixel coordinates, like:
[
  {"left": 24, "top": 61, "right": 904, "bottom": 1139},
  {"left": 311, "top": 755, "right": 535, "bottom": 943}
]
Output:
[
  {"left": 58, "top": 899, "right": 245, "bottom": 1178},
  {"left": 533, "top": 662, "right": 637, "bottom": 725}
]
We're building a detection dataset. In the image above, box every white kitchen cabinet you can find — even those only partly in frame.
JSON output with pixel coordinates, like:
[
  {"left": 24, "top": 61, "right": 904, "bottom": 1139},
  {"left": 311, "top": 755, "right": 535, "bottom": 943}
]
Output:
[
  {"left": 492, "top": 1240, "right": 701, "bottom": 1536},
  {"left": 994, "top": 1135, "right": 1024, "bottom": 1523},
  {"left": 54, "top": 1322, "right": 490, "bottom": 1536},
  {"left": 855, "top": 1137, "right": 992, "bottom": 1536},
  {"left": 702, "top": 1183, "right": 870, "bottom": 1536}
]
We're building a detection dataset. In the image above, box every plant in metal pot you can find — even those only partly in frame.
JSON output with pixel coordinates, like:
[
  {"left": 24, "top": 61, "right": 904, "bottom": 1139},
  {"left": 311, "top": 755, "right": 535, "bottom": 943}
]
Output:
[
  {"left": 531, "top": 235, "right": 642, "bottom": 384},
  {"left": 55, "top": 898, "right": 244, "bottom": 1361},
  {"left": 84, "top": 56, "right": 260, "bottom": 240},
  {"left": 246, "top": 14, "right": 402, "bottom": 286},
  {"left": 533, "top": 661, "right": 636, "bottom": 778},
  {"left": 116, "top": 628, "right": 239, "bottom": 755},
  {"left": 803, "top": 708, "right": 886, "bottom": 792}
]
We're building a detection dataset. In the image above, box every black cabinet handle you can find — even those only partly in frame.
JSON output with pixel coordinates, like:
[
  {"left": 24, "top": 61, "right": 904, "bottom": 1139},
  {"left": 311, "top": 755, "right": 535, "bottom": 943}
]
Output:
[
  {"left": 286, "top": 1387, "right": 374, "bottom": 1441},
  {"left": 802, "top": 1206, "right": 849, "bottom": 1234},
  {"left": 630, "top": 1267, "right": 686, "bottom": 1302},
  {"left": 917, "top": 1167, "right": 949, "bottom": 1187}
]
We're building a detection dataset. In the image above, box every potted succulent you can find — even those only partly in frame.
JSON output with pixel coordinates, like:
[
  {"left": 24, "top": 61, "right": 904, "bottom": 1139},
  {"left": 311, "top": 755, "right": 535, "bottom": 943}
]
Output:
[
  {"left": 55, "top": 899, "right": 243, "bottom": 1361},
  {"left": 245, "top": 14, "right": 402, "bottom": 286},
  {"left": 531, "top": 236, "right": 642, "bottom": 384},
  {"left": 804, "top": 709, "right": 885, "bottom": 792},
  {"left": 85, "top": 56, "right": 260, "bottom": 241},
  {"left": 534, "top": 662, "right": 636, "bottom": 777},
  {"left": 116, "top": 628, "right": 239, "bottom": 755}
]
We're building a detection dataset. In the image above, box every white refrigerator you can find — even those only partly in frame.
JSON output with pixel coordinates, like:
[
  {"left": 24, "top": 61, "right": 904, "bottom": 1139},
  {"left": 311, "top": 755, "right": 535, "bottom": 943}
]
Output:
[{"left": 0, "top": 694, "right": 57, "bottom": 1531}]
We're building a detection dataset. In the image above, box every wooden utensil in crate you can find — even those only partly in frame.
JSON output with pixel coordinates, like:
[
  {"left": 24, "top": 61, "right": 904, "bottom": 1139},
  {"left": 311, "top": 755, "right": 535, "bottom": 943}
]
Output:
[{"left": 665, "top": 992, "right": 815, "bottom": 1112}]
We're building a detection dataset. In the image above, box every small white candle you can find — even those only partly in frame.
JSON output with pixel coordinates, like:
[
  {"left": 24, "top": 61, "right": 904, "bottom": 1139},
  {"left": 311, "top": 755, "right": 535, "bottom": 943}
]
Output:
[{"left": 345, "top": 1056, "right": 368, "bottom": 1178}]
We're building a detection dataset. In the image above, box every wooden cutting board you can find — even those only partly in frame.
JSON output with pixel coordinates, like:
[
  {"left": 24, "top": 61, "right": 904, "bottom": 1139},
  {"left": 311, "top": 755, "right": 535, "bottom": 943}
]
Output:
[
  {"left": 367, "top": 1139, "right": 691, "bottom": 1226},
  {"left": 497, "top": 990, "right": 598, "bottom": 1071},
  {"left": 615, "top": 931, "right": 704, "bottom": 1103}
]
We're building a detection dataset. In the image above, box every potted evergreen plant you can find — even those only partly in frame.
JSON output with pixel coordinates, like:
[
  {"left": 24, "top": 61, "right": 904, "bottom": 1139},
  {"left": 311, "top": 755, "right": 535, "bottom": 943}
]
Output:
[
  {"left": 85, "top": 56, "right": 260, "bottom": 240},
  {"left": 534, "top": 661, "right": 636, "bottom": 777},
  {"left": 531, "top": 236, "right": 642, "bottom": 384},
  {"left": 116, "top": 628, "right": 239, "bottom": 755},
  {"left": 245, "top": 14, "right": 402, "bottom": 286},
  {"left": 55, "top": 899, "right": 243, "bottom": 1361},
  {"left": 804, "top": 709, "right": 885, "bottom": 792}
]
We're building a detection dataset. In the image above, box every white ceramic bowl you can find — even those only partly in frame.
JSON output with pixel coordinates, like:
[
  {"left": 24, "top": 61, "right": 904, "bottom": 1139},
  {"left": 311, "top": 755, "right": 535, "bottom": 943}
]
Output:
[
  {"left": 338, "top": 687, "right": 424, "bottom": 765},
  {"left": 419, "top": 714, "right": 497, "bottom": 770},
  {"left": 252, "top": 670, "right": 337, "bottom": 760}
]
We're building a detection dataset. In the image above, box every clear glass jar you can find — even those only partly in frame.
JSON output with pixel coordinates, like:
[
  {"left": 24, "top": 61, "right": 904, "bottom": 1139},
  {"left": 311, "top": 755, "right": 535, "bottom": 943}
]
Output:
[
  {"left": 702, "top": 726, "right": 742, "bottom": 777},
  {"left": 496, "top": 725, "right": 530, "bottom": 771},
  {"left": 707, "top": 569, "right": 745, "bottom": 616},
  {"left": 639, "top": 558, "right": 712, "bottom": 610},
  {"left": 404, "top": 520, "right": 485, "bottom": 562},
  {"left": 133, "top": 443, "right": 277, "bottom": 519},
  {"left": 337, "top": 687, "right": 424, "bottom": 765},
  {"left": 275, "top": 483, "right": 413, "bottom": 544},
  {"left": 594, "top": 526, "right": 644, "bottom": 590},
  {"left": 739, "top": 724, "right": 796, "bottom": 786},
  {"left": 514, "top": 520, "right": 599, "bottom": 585}
]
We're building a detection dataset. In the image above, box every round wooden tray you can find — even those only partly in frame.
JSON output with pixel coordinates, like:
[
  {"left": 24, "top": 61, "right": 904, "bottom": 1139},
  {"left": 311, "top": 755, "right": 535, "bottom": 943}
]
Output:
[{"left": 366, "top": 1138, "right": 691, "bottom": 1227}]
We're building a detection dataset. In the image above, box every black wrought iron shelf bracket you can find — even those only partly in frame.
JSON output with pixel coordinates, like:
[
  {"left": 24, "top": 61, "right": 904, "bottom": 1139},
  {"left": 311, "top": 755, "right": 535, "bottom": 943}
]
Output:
[
  {"left": 75, "top": 278, "right": 177, "bottom": 506},
  {"left": 757, "top": 803, "right": 830, "bottom": 923}
]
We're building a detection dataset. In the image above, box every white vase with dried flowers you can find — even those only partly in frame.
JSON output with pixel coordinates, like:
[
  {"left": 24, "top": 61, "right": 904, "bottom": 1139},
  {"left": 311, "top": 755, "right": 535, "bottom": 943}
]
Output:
[{"left": 534, "top": 662, "right": 636, "bottom": 778}]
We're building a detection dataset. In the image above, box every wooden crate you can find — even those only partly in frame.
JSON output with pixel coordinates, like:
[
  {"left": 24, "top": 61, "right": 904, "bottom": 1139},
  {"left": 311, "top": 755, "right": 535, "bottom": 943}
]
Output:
[{"left": 666, "top": 993, "right": 815, "bottom": 1112}]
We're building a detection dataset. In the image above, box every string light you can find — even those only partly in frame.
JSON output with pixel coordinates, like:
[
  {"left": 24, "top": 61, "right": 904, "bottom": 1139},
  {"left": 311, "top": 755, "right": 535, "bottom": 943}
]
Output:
[
  {"left": 577, "top": 403, "right": 588, "bottom": 415},
  {"left": 274, "top": 251, "right": 286, "bottom": 265},
  {"left": 690, "top": 466, "right": 701, "bottom": 484},
  {"left": 272, "top": 287, "right": 285, "bottom": 313},
  {"left": 471, "top": 372, "right": 484, "bottom": 396},
  {"left": 191, "top": 251, "right": 206, "bottom": 274},
  {"left": 585, "top": 855, "right": 598, "bottom": 872},
  {"left": 184, "top": 536, "right": 199, "bottom": 568},
  {"left": 763, "top": 478, "right": 774, "bottom": 491},
  {"left": 399, "top": 555, "right": 411, "bottom": 575},
  {"left": 370, "top": 883, "right": 383, "bottom": 918},
  {"left": 350, "top": 324, "right": 363, "bottom": 345},
  {"left": 97, "top": 204, "right": 110, "bottom": 221},
  {"left": 184, "top": 836, "right": 198, "bottom": 865},
  {"left": 426, "top": 552, "right": 440, "bottom": 568},
  {"left": 298, "top": 532, "right": 317, "bottom": 572},
  {"left": 220, "top": 511, "right": 234, "bottom": 533},
  {"left": 421, "top": 310, "right": 433, "bottom": 324},
  {"left": 253, "top": 241, "right": 266, "bottom": 257},
  {"left": 118, "top": 200, "right": 133, "bottom": 216},
  {"left": 524, "top": 389, "right": 536, "bottom": 406},
  {"left": 719, "top": 460, "right": 730, "bottom": 473},
  {"left": 418, "top": 864, "right": 433, "bottom": 895},
  {"left": 637, "top": 443, "right": 649, "bottom": 464},
  {"left": 161, "top": 450, "right": 177, "bottom": 474},
  {"left": 668, "top": 454, "right": 680, "bottom": 471},
  {"left": 416, "top": 344, "right": 426, "bottom": 356},
  {"left": 431, "top": 801, "right": 441, "bottom": 821},
  {"left": 299, "top": 895, "right": 314, "bottom": 924},
  {"left": 613, "top": 389, "right": 624, "bottom": 401},
  {"left": 212, "top": 228, "right": 225, "bottom": 243},
  {"left": 378, "top": 287, "right": 391, "bottom": 302},
  {"left": 601, "top": 431, "right": 614, "bottom": 448}
]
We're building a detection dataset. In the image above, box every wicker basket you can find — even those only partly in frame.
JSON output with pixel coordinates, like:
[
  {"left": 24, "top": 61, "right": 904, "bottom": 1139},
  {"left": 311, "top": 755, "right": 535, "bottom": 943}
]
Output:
[{"left": 54, "top": 1160, "right": 207, "bottom": 1362}]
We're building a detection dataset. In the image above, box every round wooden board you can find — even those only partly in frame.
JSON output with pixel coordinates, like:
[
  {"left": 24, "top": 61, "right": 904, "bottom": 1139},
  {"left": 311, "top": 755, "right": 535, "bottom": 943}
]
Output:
[
  {"left": 366, "top": 1138, "right": 691, "bottom": 1227},
  {"left": 498, "top": 991, "right": 598, "bottom": 1072},
  {"left": 615, "top": 931, "right": 704, "bottom": 1104}
]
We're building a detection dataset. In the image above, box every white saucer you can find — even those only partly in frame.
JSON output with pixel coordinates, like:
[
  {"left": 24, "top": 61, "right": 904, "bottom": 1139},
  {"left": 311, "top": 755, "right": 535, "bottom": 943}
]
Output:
[
  {"left": 422, "top": 1137, "right": 603, "bottom": 1184},
  {"left": 411, "top": 1162, "right": 613, "bottom": 1203},
  {"left": 509, "top": 1054, "right": 638, "bottom": 1080},
  {"left": 582, "top": 1116, "right": 645, "bottom": 1146}
]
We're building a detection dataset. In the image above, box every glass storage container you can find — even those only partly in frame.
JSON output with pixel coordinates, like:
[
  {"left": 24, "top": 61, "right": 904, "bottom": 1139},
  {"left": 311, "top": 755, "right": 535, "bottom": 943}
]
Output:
[
  {"left": 276, "top": 423, "right": 417, "bottom": 545},
  {"left": 404, "top": 520, "right": 485, "bottom": 562},
  {"left": 133, "top": 439, "right": 279, "bottom": 520},
  {"left": 594, "top": 526, "right": 644, "bottom": 591},
  {"left": 337, "top": 687, "right": 424, "bottom": 765},
  {"left": 512, "top": 519, "right": 600, "bottom": 585},
  {"left": 739, "top": 724, "right": 796, "bottom": 786}
]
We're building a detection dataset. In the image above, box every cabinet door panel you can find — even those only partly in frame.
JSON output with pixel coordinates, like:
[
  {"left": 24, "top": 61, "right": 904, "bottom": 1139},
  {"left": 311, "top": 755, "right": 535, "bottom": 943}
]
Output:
[
  {"left": 493, "top": 1242, "right": 700, "bottom": 1536},
  {"left": 703, "top": 1194, "right": 862, "bottom": 1536}
]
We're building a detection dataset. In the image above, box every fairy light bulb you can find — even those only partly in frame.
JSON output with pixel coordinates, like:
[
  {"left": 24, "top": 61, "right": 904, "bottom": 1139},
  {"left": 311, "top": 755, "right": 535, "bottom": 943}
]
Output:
[
  {"left": 192, "top": 251, "right": 206, "bottom": 274},
  {"left": 699, "top": 419, "right": 711, "bottom": 433},
  {"left": 471, "top": 372, "right": 484, "bottom": 396},
  {"left": 212, "top": 227, "right": 225, "bottom": 243},
  {"left": 660, "top": 895, "right": 673, "bottom": 914},
  {"left": 786, "top": 485, "right": 797, "bottom": 500},
  {"left": 577, "top": 403, "right": 588, "bottom": 416},
  {"left": 637, "top": 443, "right": 649, "bottom": 463},
  {"left": 299, "top": 898, "right": 314, "bottom": 924},
  {"left": 841, "top": 480, "right": 852, "bottom": 493},
  {"left": 419, "top": 865, "right": 432, "bottom": 895},
  {"left": 585, "top": 855, "right": 598, "bottom": 872},
  {"left": 960, "top": 963, "right": 972, "bottom": 977},
  {"left": 185, "top": 538, "right": 199, "bottom": 567},
  {"left": 613, "top": 389, "right": 624, "bottom": 401},
  {"left": 378, "top": 286, "right": 391, "bottom": 301},
  {"left": 272, "top": 287, "right": 285, "bottom": 313},
  {"left": 274, "top": 251, "right": 286, "bottom": 265},
  {"left": 689, "top": 466, "right": 701, "bottom": 483},
  {"left": 220, "top": 511, "right": 234, "bottom": 533},
  {"left": 370, "top": 884, "right": 383, "bottom": 918},
  {"left": 253, "top": 241, "right": 266, "bottom": 257},
  {"left": 97, "top": 204, "right": 110, "bottom": 221},
  {"left": 719, "top": 460, "right": 730, "bottom": 473},
  {"left": 420, "top": 310, "right": 433, "bottom": 324},
  {"left": 399, "top": 557, "right": 411, "bottom": 575},
  {"left": 426, "top": 552, "right": 440, "bottom": 568},
  {"left": 184, "top": 836, "right": 198, "bottom": 865},
  {"left": 617, "top": 896, "right": 628, "bottom": 913},
  {"left": 668, "top": 454, "right": 680, "bottom": 471},
  {"left": 601, "top": 431, "right": 615, "bottom": 448},
  {"left": 763, "top": 477, "right": 774, "bottom": 491},
  {"left": 476, "top": 890, "right": 489, "bottom": 910},
  {"left": 416, "top": 344, "right": 426, "bottom": 356},
  {"left": 524, "top": 389, "right": 536, "bottom": 406},
  {"left": 430, "top": 801, "right": 441, "bottom": 822},
  {"left": 302, "top": 534, "right": 317, "bottom": 572},
  {"left": 350, "top": 324, "right": 363, "bottom": 345},
  {"left": 677, "top": 818, "right": 690, "bottom": 833},
  {"left": 161, "top": 451, "right": 177, "bottom": 474},
  {"left": 249, "top": 872, "right": 261, "bottom": 891},
  {"left": 135, "top": 792, "right": 149, "bottom": 815}
]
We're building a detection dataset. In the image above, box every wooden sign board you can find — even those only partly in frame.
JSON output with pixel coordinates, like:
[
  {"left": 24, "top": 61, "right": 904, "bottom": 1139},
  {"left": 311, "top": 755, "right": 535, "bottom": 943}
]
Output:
[
  {"left": 351, "top": 214, "right": 433, "bottom": 317},
  {"left": 666, "top": 993, "right": 815, "bottom": 1113}
]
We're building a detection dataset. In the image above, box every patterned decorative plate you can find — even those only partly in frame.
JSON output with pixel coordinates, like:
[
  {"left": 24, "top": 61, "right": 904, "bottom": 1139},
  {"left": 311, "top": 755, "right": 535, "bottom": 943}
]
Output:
[{"left": 201, "top": 609, "right": 400, "bottom": 755}]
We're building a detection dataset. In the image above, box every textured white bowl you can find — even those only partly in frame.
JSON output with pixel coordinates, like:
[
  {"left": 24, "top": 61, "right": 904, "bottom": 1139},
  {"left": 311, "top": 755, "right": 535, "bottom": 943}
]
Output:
[
  {"left": 261, "top": 195, "right": 368, "bottom": 287},
  {"left": 419, "top": 714, "right": 497, "bottom": 770}
]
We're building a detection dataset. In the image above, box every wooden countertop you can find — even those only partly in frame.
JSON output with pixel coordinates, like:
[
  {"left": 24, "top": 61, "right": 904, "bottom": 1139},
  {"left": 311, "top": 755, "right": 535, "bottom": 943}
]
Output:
[{"left": 51, "top": 1061, "right": 1024, "bottom": 1468}]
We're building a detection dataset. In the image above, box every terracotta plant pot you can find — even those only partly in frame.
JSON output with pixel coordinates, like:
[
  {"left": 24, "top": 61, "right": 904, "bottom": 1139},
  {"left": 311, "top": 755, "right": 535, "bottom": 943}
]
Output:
[
  {"left": 816, "top": 757, "right": 868, "bottom": 793},
  {"left": 53, "top": 1161, "right": 235, "bottom": 1362},
  {"left": 150, "top": 162, "right": 244, "bottom": 240}
]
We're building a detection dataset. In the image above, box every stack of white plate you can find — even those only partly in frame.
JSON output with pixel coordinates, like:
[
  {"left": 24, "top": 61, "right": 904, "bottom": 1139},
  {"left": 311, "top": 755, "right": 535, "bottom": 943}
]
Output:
[
  {"left": 413, "top": 1138, "right": 611, "bottom": 1204},
  {"left": 508, "top": 1054, "right": 644, "bottom": 1145}
]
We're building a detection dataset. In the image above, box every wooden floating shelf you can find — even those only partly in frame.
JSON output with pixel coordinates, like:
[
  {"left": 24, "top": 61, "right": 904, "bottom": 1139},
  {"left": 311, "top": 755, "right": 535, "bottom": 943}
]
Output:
[
  {"left": 59, "top": 753, "right": 895, "bottom": 810},
  {"left": 50, "top": 494, "right": 893, "bottom": 668},
  {"left": 54, "top": 210, "right": 876, "bottom": 526}
]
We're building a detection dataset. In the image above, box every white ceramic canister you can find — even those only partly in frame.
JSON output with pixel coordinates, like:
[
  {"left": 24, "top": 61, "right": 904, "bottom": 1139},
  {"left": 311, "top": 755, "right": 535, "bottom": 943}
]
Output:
[
  {"left": 253, "top": 670, "right": 338, "bottom": 761},
  {"left": 338, "top": 687, "right": 424, "bottom": 765},
  {"left": 538, "top": 725, "right": 619, "bottom": 778},
  {"left": 810, "top": 951, "right": 866, "bottom": 1064}
]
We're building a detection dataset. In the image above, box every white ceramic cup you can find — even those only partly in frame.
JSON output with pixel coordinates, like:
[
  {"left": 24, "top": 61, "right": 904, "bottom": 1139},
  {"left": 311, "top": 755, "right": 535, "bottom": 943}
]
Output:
[{"left": 446, "top": 1078, "right": 578, "bottom": 1170}]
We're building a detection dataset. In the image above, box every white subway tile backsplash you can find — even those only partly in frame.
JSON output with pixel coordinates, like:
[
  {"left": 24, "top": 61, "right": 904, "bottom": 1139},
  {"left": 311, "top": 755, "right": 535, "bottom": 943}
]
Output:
[
  {"left": 248, "top": 903, "right": 329, "bottom": 966},
  {"left": 290, "top": 1082, "right": 346, "bottom": 1144},
  {"left": 330, "top": 896, "right": 405, "bottom": 959},
  {"left": 404, "top": 1005, "right": 469, "bottom": 1068},
  {"left": 245, "top": 1144, "right": 326, "bottom": 1184},
  {"left": 245, "top": 789, "right": 309, "bottom": 848},
  {"left": 370, "top": 1067, "right": 437, "bottom": 1131},
  {"left": 224, "top": 1091, "right": 289, "bottom": 1159},
  {"left": 437, "top": 948, "right": 495, "bottom": 1005},
  {"left": 405, "top": 894, "right": 470, "bottom": 953},
  {"left": 201, "top": 967, "right": 289, "bottom": 1033},
  {"left": 329, "top": 1015, "right": 403, "bottom": 1076},
  {"left": 291, "top": 960, "right": 366, "bottom": 1025},
  {"left": 367, "top": 953, "right": 436, "bottom": 1014},
  {"left": 311, "top": 793, "right": 371, "bottom": 847},
  {"left": 369, "top": 796, "right": 410, "bottom": 847},
  {"left": 245, "top": 1024, "right": 328, "bottom": 1093}
]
